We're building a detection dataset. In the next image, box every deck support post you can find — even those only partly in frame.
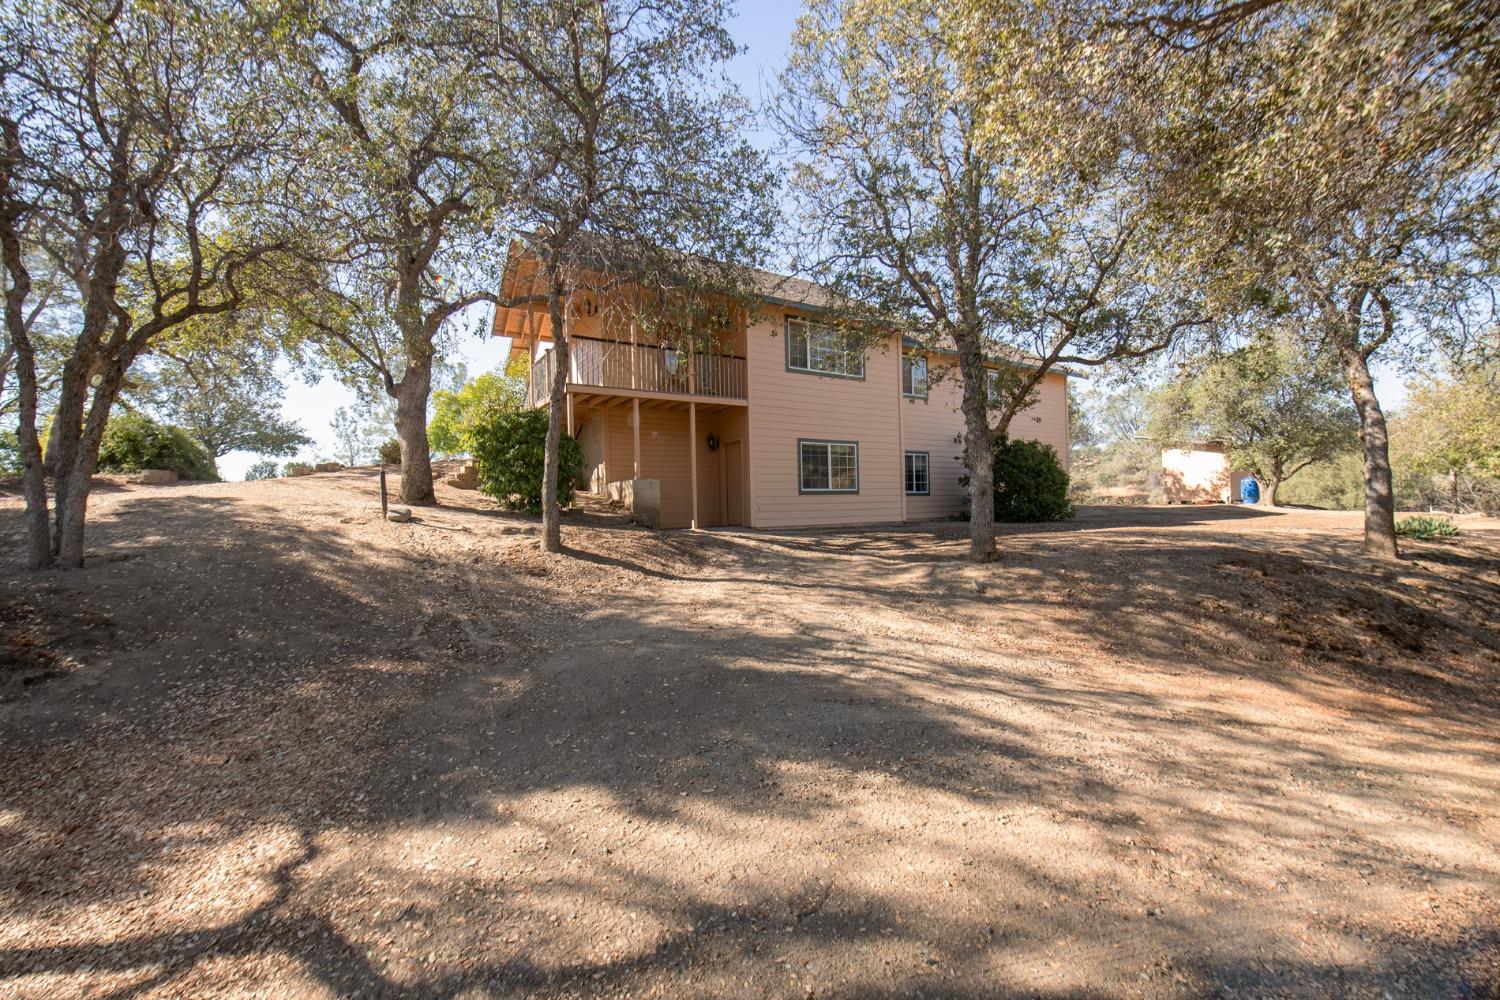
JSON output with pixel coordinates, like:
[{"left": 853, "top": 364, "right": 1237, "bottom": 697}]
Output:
[
  {"left": 566, "top": 392, "right": 574, "bottom": 436},
  {"left": 689, "top": 402, "right": 699, "bottom": 529},
  {"left": 632, "top": 398, "right": 641, "bottom": 479}
]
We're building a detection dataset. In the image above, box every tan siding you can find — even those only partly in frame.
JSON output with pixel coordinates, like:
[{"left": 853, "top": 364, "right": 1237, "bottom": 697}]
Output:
[
  {"left": 1010, "top": 369, "right": 1071, "bottom": 469},
  {"left": 593, "top": 401, "right": 744, "bottom": 528},
  {"left": 602, "top": 405, "right": 693, "bottom": 528},
  {"left": 898, "top": 361, "right": 1071, "bottom": 521},
  {"left": 745, "top": 312, "right": 904, "bottom": 528},
  {"left": 899, "top": 366, "right": 968, "bottom": 520}
]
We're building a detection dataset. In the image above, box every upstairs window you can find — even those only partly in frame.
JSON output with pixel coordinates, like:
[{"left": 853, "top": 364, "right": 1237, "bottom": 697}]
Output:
[
  {"left": 799, "top": 440, "right": 859, "bottom": 493},
  {"left": 786, "top": 318, "right": 865, "bottom": 379},
  {"left": 904, "top": 451, "right": 930, "bottom": 495},
  {"left": 902, "top": 354, "right": 928, "bottom": 398}
]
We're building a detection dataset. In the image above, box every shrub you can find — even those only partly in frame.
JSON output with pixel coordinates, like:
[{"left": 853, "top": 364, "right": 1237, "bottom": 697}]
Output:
[
  {"left": 97, "top": 413, "right": 217, "bottom": 480},
  {"left": 991, "top": 435, "right": 1073, "bottom": 522},
  {"left": 1395, "top": 515, "right": 1459, "bottom": 540},
  {"left": 429, "top": 370, "right": 526, "bottom": 456},
  {"left": 244, "top": 459, "right": 280, "bottom": 481},
  {"left": 0, "top": 430, "right": 20, "bottom": 475},
  {"left": 471, "top": 408, "right": 582, "bottom": 513},
  {"left": 378, "top": 438, "right": 402, "bottom": 465}
]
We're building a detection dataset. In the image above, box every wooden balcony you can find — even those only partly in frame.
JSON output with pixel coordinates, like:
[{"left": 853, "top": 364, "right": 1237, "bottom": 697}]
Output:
[{"left": 527, "top": 335, "right": 747, "bottom": 408}]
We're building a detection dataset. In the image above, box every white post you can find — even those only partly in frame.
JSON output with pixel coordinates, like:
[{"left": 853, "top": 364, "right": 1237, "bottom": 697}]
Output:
[
  {"left": 689, "top": 402, "right": 699, "bottom": 529},
  {"left": 566, "top": 392, "right": 574, "bottom": 436}
]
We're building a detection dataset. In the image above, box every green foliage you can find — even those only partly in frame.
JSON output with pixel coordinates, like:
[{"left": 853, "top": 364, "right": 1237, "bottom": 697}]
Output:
[
  {"left": 1148, "top": 334, "right": 1356, "bottom": 501},
  {"left": 97, "top": 413, "right": 217, "bottom": 481},
  {"left": 991, "top": 436, "right": 1074, "bottom": 522},
  {"left": 378, "top": 439, "right": 402, "bottom": 465},
  {"left": 244, "top": 459, "right": 280, "bottom": 480},
  {"left": 1067, "top": 384, "right": 1161, "bottom": 502},
  {"left": 134, "top": 318, "right": 310, "bottom": 459},
  {"left": 1395, "top": 515, "right": 1459, "bottom": 540},
  {"left": 1392, "top": 373, "right": 1500, "bottom": 482},
  {"left": 472, "top": 409, "right": 582, "bottom": 514},
  {"left": 0, "top": 430, "right": 20, "bottom": 475},
  {"left": 329, "top": 402, "right": 392, "bottom": 467},
  {"left": 1276, "top": 450, "right": 1365, "bottom": 510},
  {"left": 428, "top": 368, "right": 526, "bottom": 456}
]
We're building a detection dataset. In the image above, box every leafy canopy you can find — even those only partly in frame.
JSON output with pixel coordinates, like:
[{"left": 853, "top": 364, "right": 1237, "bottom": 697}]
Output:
[{"left": 1148, "top": 333, "right": 1356, "bottom": 490}]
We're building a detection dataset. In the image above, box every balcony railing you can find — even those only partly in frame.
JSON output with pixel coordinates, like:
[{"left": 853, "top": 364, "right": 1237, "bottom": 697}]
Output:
[{"left": 528, "top": 335, "right": 746, "bottom": 406}]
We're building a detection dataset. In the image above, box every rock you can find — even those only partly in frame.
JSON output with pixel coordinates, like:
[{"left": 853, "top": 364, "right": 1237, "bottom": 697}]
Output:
[
  {"left": 136, "top": 469, "right": 178, "bottom": 484},
  {"left": 288, "top": 466, "right": 313, "bottom": 477},
  {"left": 314, "top": 462, "right": 343, "bottom": 473},
  {"left": 386, "top": 506, "right": 412, "bottom": 523}
]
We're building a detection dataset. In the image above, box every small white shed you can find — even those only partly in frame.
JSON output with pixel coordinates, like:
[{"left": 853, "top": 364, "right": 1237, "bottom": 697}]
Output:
[{"left": 1161, "top": 443, "right": 1252, "bottom": 503}]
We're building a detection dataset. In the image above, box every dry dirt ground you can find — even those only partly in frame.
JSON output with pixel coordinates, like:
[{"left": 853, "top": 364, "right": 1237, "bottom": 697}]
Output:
[{"left": 1, "top": 467, "right": 1498, "bottom": 1000}]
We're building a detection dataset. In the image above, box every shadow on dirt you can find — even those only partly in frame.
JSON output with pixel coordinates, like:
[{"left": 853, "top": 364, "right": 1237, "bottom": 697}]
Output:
[{"left": 0, "top": 496, "right": 1496, "bottom": 998}]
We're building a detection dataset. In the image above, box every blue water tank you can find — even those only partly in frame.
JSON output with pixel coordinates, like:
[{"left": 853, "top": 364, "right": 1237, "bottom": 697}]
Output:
[{"left": 1240, "top": 477, "right": 1260, "bottom": 504}]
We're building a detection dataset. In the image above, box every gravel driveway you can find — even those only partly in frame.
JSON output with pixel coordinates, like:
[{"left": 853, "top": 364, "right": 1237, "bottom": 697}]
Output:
[{"left": 2, "top": 470, "right": 1498, "bottom": 998}]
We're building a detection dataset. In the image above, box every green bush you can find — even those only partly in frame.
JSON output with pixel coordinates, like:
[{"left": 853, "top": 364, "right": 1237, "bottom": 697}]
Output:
[
  {"left": 0, "top": 430, "right": 21, "bottom": 475},
  {"left": 990, "top": 435, "right": 1074, "bottom": 522},
  {"left": 429, "top": 370, "right": 526, "bottom": 456},
  {"left": 378, "top": 438, "right": 402, "bottom": 465},
  {"left": 244, "top": 459, "right": 280, "bottom": 480},
  {"left": 1395, "top": 515, "right": 1459, "bottom": 540},
  {"left": 472, "top": 408, "right": 582, "bottom": 514},
  {"left": 97, "top": 413, "right": 217, "bottom": 480}
]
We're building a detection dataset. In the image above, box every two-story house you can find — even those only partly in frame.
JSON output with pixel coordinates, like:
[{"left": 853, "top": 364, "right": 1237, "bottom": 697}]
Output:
[{"left": 491, "top": 244, "right": 1070, "bottom": 530}]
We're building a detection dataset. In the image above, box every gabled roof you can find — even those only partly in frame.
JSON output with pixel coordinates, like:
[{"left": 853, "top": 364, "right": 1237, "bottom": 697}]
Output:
[{"left": 491, "top": 235, "right": 1071, "bottom": 378}]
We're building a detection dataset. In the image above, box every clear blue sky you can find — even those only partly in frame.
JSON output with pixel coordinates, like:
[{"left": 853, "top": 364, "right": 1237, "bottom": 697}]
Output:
[{"left": 223, "top": 0, "right": 1406, "bottom": 479}]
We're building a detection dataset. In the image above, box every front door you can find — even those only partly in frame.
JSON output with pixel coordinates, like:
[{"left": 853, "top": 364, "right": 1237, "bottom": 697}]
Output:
[{"left": 723, "top": 440, "right": 744, "bottom": 525}]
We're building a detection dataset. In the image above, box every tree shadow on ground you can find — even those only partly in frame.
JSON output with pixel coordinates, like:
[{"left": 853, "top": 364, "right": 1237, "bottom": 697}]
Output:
[{"left": 0, "top": 495, "right": 1496, "bottom": 998}]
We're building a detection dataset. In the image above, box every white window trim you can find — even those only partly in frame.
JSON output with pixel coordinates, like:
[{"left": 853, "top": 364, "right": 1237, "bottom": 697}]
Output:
[
  {"left": 902, "top": 354, "right": 929, "bottom": 398},
  {"left": 904, "top": 450, "right": 931, "bottom": 495},
  {"left": 785, "top": 317, "right": 866, "bottom": 380},
  {"left": 798, "top": 439, "right": 860, "bottom": 494}
]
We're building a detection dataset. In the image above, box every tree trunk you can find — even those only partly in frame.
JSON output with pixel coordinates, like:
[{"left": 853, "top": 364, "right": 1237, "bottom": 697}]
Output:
[
  {"left": 539, "top": 280, "right": 569, "bottom": 554},
  {"left": 1, "top": 236, "right": 50, "bottom": 567},
  {"left": 1340, "top": 347, "right": 1399, "bottom": 559},
  {"left": 13, "top": 364, "right": 50, "bottom": 568},
  {"left": 395, "top": 362, "right": 436, "bottom": 505},
  {"left": 1259, "top": 475, "right": 1280, "bottom": 507},
  {"left": 53, "top": 364, "right": 127, "bottom": 568},
  {"left": 955, "top": 328, "right": 997, "bottom": 562},
  {"left": 1448, "top": 467, "right": 1459, "bottom": 512}
]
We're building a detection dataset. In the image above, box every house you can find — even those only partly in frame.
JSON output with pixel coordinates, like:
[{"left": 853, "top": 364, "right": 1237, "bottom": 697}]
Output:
[
  {"left": 491, "top": 245, "right": 1071, "bottom": 529},
  {"left": 1161, "top": 443, "right": 1251, "bottom": 504}
]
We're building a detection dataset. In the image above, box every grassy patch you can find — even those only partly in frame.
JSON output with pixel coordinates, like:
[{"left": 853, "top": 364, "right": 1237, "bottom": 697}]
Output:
[{"left": 1395, "top": 515, "right": 1460, "bottom": 540}]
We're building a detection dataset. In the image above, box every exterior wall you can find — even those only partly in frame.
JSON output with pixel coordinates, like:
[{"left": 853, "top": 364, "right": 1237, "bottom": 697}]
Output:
[
  {"left": 745, "top": 310, "right": 904, "bottom": 528},
  {"left": 1162, "top": 447, "right": 1234, "bottom": 503},
  {"left": 899, "top": 360, "right": 1071, "bottom": 521},
  {"left": 591, "top": 402, "right": 746, "bottom": 529},
  {"left": 898, "top": 365, "right": 967, "bottom": 521}
]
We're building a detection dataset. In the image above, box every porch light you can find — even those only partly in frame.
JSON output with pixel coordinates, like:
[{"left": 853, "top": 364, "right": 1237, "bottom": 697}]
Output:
[{"left": 662, "top": 343, "right": 685, "bottom": 377}]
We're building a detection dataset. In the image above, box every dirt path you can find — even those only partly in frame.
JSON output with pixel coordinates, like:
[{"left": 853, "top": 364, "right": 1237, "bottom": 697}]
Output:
[{"left": 1, "top": 472, "right": 1497, "bottom": 998}]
